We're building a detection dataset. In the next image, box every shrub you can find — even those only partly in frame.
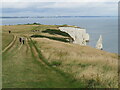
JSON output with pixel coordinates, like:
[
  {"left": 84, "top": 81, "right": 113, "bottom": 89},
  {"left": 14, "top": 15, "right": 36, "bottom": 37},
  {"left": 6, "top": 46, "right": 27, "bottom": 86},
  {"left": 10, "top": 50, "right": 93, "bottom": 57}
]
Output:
[
  {"left": 78, "top": 63, "right": 90, "bottom": 68},
  {"left": 31, "top": 35, "right": 69, "bottom": 43},
  {"left": 50, "top": 61, "right": 62, "bottom": 66}
]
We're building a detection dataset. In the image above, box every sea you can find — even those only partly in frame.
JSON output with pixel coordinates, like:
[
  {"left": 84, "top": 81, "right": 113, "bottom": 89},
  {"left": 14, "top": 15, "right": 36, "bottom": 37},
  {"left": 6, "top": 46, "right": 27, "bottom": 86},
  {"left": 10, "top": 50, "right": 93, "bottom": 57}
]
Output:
[{"left": 1, "top": 17, "right": 118, "bottom": 54}]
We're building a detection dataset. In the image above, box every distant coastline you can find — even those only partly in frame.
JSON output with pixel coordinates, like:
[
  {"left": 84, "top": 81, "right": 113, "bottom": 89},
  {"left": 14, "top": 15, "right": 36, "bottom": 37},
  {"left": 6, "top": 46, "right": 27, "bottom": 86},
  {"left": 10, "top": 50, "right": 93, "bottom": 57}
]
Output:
[
  {"left": 0, "top": 16, "right": 117, "bottom": 19},
  {"left": 1, "top": 16, "right": 118, "bottom": 53}
]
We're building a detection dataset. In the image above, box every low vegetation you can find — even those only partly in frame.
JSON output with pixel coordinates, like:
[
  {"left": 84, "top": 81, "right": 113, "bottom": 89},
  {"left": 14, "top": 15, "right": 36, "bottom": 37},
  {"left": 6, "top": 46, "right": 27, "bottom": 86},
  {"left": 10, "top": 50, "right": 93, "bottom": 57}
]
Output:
[
  {"left": 34, "top": 38, "right": 118, "bottom": 88},
  {"left": 50, "top": 61, "right": 62, "bottom": 66},
  {"left": 31, "top": 35, "right": 69, "bottom": 43},
  {"left": 2, "top": 24, "right": 118, "bottom": 88},
  {"left": 42, "top": 29, "right": 70, "bottom": 37}
]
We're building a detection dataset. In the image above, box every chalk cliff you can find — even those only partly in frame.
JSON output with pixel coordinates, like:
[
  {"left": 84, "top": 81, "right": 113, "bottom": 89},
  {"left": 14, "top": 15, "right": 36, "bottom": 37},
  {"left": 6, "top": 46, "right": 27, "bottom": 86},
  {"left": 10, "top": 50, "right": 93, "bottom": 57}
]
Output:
[{"left": 59, "top": 27, "right": 89, "bottom": 45}]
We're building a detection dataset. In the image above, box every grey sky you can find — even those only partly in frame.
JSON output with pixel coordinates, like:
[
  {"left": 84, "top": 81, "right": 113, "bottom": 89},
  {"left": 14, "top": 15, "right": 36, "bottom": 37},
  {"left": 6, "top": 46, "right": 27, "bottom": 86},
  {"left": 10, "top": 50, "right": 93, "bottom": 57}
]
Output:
[{"left": 1, "top": 1, "right": 118, "bottom": 16}]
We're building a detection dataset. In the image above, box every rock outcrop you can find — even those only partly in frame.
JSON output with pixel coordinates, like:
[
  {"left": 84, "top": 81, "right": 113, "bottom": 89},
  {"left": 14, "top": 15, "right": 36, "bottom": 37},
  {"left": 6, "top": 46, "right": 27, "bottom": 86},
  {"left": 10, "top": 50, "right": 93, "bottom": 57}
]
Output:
[{"left": 96, "top": 35, "right": 103, "bottom": 50}]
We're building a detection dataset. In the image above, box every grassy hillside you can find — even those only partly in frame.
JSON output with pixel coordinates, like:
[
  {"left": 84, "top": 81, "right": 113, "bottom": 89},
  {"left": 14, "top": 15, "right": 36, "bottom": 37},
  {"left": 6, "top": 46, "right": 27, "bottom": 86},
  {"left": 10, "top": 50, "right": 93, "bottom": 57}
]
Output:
[
  {"left": 2, "top": 24, "right": 118, "bottom": 88},
  {"left": 2, "top": 33, "right": 14, "bottom": 50},
  {"left": 33, "top": 38, "right": 118, "bottom": 88}
]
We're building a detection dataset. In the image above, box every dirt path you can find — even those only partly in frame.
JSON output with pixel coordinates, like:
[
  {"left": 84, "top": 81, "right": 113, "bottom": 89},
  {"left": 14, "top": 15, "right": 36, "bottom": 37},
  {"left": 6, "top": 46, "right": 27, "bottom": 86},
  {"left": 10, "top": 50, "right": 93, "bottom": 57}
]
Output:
[
  {"left": 28, "top": 37, "right": 48, "bottom": 66},
  {"left": 2, "top": 35, "right": 17, "bottom": 53},
  {"left": 3, "top": 34, "right": 79, "bottom": 88}
]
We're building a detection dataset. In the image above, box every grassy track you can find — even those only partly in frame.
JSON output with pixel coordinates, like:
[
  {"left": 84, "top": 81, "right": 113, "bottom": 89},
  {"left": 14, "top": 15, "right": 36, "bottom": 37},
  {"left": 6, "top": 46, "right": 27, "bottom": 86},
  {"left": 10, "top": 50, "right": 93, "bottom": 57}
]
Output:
[
  {"left": 3, "top": 35, "right": 84, "bottom": 88},
  {"left": 29, "top": 37, "right": 85, "bottom": 87}
]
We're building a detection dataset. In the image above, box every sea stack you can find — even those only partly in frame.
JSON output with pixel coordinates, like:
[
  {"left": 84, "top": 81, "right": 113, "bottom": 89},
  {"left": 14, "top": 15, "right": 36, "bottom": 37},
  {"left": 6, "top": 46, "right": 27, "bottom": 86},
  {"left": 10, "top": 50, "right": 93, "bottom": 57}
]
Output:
[{"left": 96, "top": 35, "right": 103, "bottom": 50}]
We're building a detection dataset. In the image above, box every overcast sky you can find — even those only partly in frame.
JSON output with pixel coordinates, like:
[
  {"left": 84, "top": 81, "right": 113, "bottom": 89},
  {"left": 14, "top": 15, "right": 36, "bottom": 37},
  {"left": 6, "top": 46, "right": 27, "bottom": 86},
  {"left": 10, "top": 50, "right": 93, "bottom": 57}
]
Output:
[{"left": 1, "top": 0, "right": 119, "bottom": 17}]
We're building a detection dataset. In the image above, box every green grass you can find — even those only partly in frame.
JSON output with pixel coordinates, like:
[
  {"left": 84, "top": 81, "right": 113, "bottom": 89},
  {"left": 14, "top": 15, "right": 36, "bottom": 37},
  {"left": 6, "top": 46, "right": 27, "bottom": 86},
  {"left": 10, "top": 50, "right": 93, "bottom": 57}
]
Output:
[
  {"left": 2, "top": 33, "right": 14, "bottom": 50},
  {"left": 29, "top": 38, "right": 85, "bottom": 88},
  {"left": 2, "top": 24, "right": 118, "bottom": 88},
  {"left": 3, "top": 36, "right": 81, "bottom": 88},
  {"left": 2, "top": 26, "right": 84, "bottom": 88}
]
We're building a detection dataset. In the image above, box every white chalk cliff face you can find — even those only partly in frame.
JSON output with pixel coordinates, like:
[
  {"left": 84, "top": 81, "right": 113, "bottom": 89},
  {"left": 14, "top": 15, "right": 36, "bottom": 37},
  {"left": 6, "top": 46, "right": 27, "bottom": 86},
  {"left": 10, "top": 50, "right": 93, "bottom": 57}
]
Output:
[
  {"left": 59, "top": 27, "right": 90, "bottom": 45},
  {"left": 96, "top": 35, "right": 103, "bottom": 50}
]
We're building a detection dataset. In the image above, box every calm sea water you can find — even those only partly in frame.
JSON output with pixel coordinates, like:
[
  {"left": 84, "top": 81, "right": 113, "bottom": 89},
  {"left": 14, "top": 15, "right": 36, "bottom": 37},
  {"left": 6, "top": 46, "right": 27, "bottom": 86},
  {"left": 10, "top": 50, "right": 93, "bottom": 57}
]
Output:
[{"left": 1, "top": 17, "right": 118, "bottom": 54}]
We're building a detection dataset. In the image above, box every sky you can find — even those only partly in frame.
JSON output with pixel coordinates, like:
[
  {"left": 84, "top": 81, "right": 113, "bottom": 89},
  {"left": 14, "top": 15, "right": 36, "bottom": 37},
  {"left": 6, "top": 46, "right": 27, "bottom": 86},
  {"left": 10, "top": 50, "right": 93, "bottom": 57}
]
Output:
[{"left": 0, "top": 0, "right": 119, "bottom": 17}]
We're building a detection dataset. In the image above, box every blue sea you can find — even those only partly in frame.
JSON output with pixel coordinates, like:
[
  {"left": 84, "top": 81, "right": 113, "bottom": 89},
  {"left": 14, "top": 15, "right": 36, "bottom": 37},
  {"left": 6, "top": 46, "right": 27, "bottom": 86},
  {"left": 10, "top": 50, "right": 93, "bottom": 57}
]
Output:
[{"left": 1, "top": 17, "right": 118, "bottom": 54}]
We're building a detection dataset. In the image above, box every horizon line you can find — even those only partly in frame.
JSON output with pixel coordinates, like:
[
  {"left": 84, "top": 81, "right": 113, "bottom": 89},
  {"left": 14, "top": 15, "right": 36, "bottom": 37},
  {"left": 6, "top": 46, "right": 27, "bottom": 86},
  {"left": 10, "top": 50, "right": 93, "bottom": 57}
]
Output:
[{"left": 0, "top": 16, "right": 118, "bottom": 18}]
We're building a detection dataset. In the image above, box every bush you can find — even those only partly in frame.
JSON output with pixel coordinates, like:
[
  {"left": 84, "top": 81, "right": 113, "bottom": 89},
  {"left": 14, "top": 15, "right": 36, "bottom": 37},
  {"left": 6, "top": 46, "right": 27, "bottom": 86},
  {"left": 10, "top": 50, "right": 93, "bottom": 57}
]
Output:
[
  {"left": 31, "top": 35, "right": 69, "bottom": 43},
  {"left": 60, "top": 24, "right": 68, "bottom": 27},
  {"left": 42, "top": 29, "right": 70, "bottom": 37},
  {"left": 50, "top": 61, "right": 62, "bottom": 66},
  {"left": 24, "top": 23, "right": 42, "bottom": 25},
  {"left": 78, "top": 63, "right": 90, "bottom": 68}
]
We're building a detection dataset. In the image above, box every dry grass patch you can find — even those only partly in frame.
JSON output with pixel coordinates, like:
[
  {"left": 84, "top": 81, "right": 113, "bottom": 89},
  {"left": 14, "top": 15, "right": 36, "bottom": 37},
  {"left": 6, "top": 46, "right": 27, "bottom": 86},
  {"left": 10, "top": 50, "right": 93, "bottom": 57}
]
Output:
[{"left": 33, "top": 37, "right": 118, "bottom": 88}]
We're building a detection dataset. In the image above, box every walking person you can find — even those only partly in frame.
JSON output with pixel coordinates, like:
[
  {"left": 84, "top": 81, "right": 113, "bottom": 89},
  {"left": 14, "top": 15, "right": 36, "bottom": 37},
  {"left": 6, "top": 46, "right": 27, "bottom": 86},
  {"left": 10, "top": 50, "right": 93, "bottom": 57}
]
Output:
[
  {"left": 22, "top": 38, "right": 25, "bottom": 44},
  {"left": 9, "top": 31, "right": 11, "bottom": 33},
  {"left": 19, "top": 37, "right": 22, "bottom": 42}
]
